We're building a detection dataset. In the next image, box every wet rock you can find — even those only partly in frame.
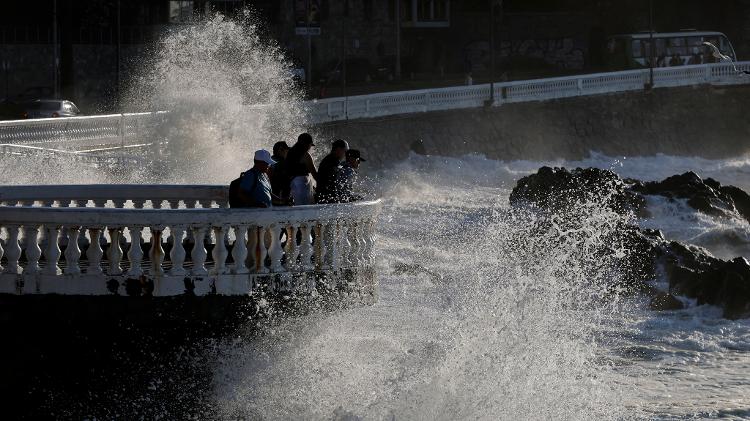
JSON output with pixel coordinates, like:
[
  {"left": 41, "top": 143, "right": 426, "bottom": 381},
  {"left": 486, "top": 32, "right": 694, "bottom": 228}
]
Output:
[
  {"left": 510, "top": 166, "right": 646, "bottom": 215},
  {"left": 633, "top": 171, "right": 748, "bottom": 222},
  {"left": 649, "top": 293, "right": 685, "bottom": 311},
  {"left": 511, "top": 167, "right": 750, "bottom": 319}
]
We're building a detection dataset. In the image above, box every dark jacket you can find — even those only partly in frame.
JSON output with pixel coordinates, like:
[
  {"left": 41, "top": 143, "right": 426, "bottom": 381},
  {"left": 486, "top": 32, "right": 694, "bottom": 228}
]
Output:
[{"left": 315, "top": 153, "right": 343, "bottom": 203}]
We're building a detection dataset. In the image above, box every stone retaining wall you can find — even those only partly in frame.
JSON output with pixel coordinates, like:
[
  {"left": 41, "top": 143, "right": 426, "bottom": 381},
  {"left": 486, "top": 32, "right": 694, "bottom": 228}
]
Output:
[{"left": 316, "top": 84, "right": 750, "bottom": 167}]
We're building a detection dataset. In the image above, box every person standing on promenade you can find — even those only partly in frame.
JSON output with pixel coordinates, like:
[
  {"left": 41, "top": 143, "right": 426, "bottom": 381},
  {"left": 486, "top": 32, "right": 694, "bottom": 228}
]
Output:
[
  {"left": 315, "top": 139, "right": 349, "bottom": 204},
  {"left": 284, "top": 133, "right": 318, "bottom": 205}
]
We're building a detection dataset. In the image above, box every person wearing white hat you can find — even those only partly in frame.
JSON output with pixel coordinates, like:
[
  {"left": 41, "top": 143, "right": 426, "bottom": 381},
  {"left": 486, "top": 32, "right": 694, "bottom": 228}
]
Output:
[{"left": 237, "top": 149, "right": 276, "bottom": 208}]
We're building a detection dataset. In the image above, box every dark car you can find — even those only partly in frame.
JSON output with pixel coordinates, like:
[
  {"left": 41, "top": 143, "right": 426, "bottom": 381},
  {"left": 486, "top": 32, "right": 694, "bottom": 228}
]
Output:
[{"left": 21, "top": 99, "right": 81, "bottom": 119}]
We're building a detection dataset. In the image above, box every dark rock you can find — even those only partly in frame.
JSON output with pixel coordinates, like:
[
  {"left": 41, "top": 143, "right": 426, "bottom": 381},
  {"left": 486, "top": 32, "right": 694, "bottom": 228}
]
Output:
[
  {"left": 649, "top": 293, "right": 685, "bottom": 311},
  {"left": 721, "top": 185, "right": 750, "bottom": 223},
  {"left": 510, "top": 166, "right": 645, "bottom": 215},
  {"left": 634, "top": 171, "right": 748, "bottom": 223},
  {"left": 511, "top": 166, "right": 750, "bottom": 319}
]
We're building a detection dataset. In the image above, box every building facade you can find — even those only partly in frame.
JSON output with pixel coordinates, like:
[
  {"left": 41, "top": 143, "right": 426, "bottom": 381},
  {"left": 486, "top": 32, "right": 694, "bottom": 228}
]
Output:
[{"left": 2, "top": 0, "right": 749, "bottom": 111}]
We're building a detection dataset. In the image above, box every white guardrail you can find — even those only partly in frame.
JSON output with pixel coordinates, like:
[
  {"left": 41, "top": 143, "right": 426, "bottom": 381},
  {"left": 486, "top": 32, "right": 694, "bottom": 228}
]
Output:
[
  {"left": 0, "top": 184, "right": 382, "bottom": 298},
  {"left": 0, "top": 62, "right": 748, "bottom": 147}
]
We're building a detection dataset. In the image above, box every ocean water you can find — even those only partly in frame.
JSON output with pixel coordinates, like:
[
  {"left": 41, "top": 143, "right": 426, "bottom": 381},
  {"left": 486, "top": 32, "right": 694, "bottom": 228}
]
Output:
[{"left": 207, "top": 153, "right": 750, "bottom": 420}]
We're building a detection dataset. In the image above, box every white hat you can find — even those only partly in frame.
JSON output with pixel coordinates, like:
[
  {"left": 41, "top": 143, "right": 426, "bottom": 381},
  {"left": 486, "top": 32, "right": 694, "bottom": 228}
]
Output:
[{"left": 254, "top": 149, "right": 276, "bottom": 165}]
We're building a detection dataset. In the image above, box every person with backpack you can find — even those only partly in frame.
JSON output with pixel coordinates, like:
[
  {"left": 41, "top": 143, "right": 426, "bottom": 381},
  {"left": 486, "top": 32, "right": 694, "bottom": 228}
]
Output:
[{"left": 229, "top": 150, "right": 284, "bottom": 208}]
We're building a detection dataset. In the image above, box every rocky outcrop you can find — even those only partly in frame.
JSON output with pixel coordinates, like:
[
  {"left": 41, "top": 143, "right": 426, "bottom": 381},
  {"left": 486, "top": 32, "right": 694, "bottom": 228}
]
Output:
[
  {"left": 510, "top": 166, "right": 645, "bottom": 216},
  {"left": 511, "top": 167, "right": 750, "bottom": 319},
  {"left": 631, "top": 171, "right": 750, "bottom": 223}
]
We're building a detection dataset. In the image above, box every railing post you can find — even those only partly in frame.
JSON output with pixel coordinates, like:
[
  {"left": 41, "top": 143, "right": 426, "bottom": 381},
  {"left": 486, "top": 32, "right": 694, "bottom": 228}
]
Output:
[
  {"left": 107, "top": 227, "right": 124, "bottom": 275},
  {"left": 268, "top": 223, "right": 284, "bottom": 273},
  {"left": 23, "top": 225, "right": 42, "bottom": 275},
  {"left": 64, "top": 226, "right": 82, "bottom": 275},
  {"left": 85, "top": 227, "right": 103, "bottom": 275},
  {"left": 126, "top": 226, "right": 143, "bottom": 277},
  {"left": 190, "top": 226, "right": 208, "bottom": 276},
  {"left": 299, "top": 224, "right": 313, "bottom": 271},
  {"left": 149, "top": 226, "right": 165, "bottom": 276},
  {"left": 168, "top": 226, "right": 187, "bottom": 276},
  {"left": 4, "top": 225, "right": 21, "bottom": 274},
  {"left": 284, "top": 224, "right": 298, "bottom": 271},
  {"left": 231, "top": 225, "right": 249, "bottom": 274},
  {"left": 210, "top": 225, "right": 228, "bottom": 276}
]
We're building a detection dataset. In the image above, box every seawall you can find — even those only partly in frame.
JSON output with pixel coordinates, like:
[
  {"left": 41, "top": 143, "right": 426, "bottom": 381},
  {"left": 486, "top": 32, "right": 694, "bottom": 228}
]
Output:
[{"left": 315, "top": 84, "right": 750, "bottom": 167}]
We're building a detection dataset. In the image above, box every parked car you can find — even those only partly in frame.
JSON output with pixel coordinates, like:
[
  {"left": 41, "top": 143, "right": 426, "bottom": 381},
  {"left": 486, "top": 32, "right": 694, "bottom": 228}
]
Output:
[
  {"left": 21, "top": 99, "right": 81, "bottom": 119},
  {"left": 0, "top": 100, "right": 26, "bottom": 120}
]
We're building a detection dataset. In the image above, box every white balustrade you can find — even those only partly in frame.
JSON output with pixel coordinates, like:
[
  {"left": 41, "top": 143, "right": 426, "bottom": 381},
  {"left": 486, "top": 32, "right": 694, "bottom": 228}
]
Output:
[{"left": 0, "top": 184, "right": 381, "bottom": 297}]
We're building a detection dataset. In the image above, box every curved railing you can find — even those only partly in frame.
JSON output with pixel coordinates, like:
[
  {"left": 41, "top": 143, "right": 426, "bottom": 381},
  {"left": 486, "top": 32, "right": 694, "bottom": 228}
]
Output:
[{"left": 0, "top": 185, "right": 381, "bottom": 298}]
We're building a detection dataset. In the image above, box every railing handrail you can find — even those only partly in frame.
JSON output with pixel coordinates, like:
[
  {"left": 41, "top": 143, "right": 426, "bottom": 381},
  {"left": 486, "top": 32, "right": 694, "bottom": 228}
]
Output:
[
  {"left": 0, "top": 184, "right": 230, "bottom": 203},
  {"left": 0, "top": 199, "right": 382, "bottom": 226}
]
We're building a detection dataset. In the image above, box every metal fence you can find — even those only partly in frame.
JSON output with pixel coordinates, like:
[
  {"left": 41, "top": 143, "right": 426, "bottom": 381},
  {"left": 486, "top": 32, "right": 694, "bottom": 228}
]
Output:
[{"left": 1, "top": 62, "right": 748, "bottom": 149}]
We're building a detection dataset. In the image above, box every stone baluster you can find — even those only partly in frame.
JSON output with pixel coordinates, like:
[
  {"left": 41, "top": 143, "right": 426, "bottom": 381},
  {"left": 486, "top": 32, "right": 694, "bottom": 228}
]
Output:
[
  {"left": 126, "top": 227, "right": 144, "bottom": 277},
  {"left": 231, "top": 225, "right": 249, "bottom": 274},
  {"left": 168, "top": 226, "right": 187, "bottom": 276},
  {"left": 24, "top": 225, "right": 42, "bottom": 275},
  {"left": 150, "top": 226, "right": 165, "bottom": 276},
  {"left": 4, "top": 225, "right": 21, "bottom": 274},
  {"left": 323, "top": 221, "right": 337, "bottom": 270},
  {"left": 257, "top": 226, "right": 270, "bottom": 274},
  {"left": 247, "top": 226, "right": 259, "bottom": 272},
  {"left": 347, "top": 221, "right": 360, "bottom": 267},
  {"left": 338, "top": 221, "right": 351, "bottom": 268},
  {"left": 299, "top": 224, "right": 314, "bottom": 270},
  {"left": 44, "top": 226, "right": 62, "bottom": 275},
  {"left": 85, "top": 227, "right": 103, "bottom": 275},
  {"left": 64, "top": 226, "right": 82, "bottom": 275},
  {"left": 210, "top": 225, "right": 229, "bottom": 275},
  {"left": 191, "top": 226, "right": 208, "bottom": 276},
  {"left": 357, "top": 219, "right": 369, "bottom": 265},
  {"left": 0, "top": 229, "right": 4, "bottom": 272},
  {"left": 363, "top": 219, "right": 376, "bottom": 264},
  {"left": 284, "top": 224, "right": 298, "bottom": 271},
  {"left": 314, "top": 223, "right": 326, "bottom": 271},
  {"left": 107, "top": 227, "right": 124, "bottom": 275},
  {"left": 268, "top": 224, "right": 284, "bottom": 273}
]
